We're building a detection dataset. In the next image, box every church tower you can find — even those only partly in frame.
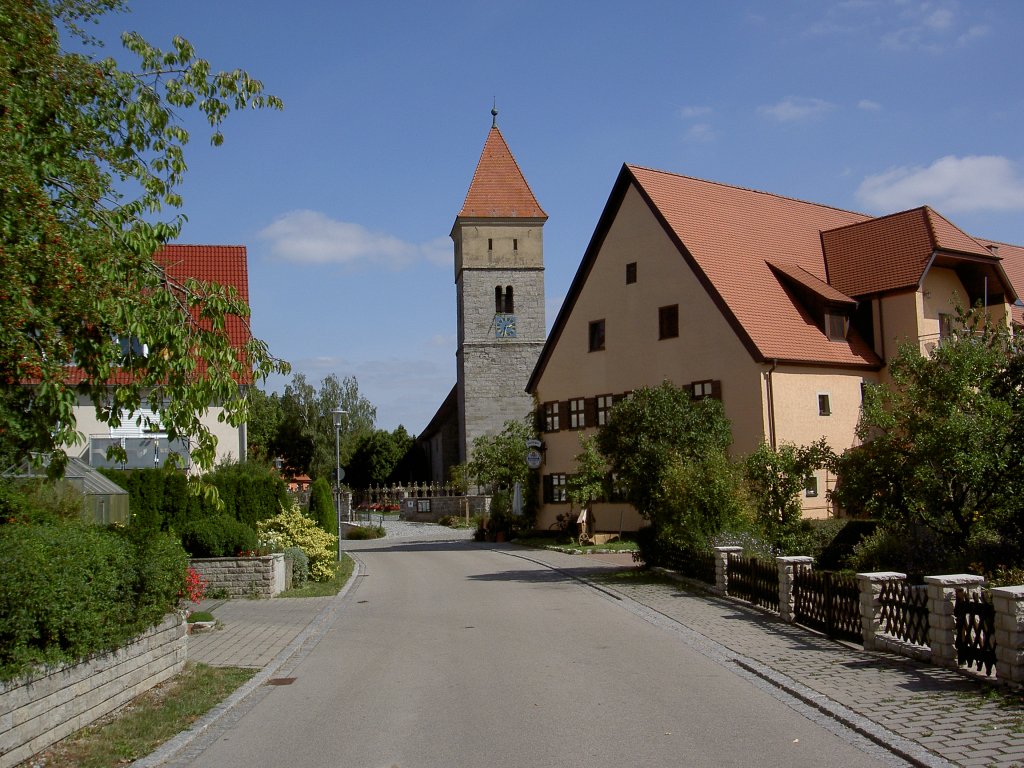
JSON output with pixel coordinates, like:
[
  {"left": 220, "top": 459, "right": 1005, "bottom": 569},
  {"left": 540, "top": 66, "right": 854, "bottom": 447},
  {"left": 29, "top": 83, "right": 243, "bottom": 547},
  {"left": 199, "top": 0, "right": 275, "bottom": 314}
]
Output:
[{"left": 452, "top": 110, "right": 547, "bottom": 465}]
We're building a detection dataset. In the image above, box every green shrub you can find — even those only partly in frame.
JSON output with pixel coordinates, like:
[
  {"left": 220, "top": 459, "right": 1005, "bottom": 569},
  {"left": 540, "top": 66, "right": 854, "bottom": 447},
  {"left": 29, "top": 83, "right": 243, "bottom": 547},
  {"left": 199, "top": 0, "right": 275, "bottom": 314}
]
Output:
[
  {"left": 345, "top": 525, "right": 385, "bottom": 540},
  {"left": 308, "top": 477, "right": 336, "bottom": 535},
  {"left": 180, "top": 515, "right": 256, "bottom": 558},
  {"left": 0, "top": 518, "right": 187, "bottom": 681},
  {"left": 210, "top": 461, "right": 289, "bottom": 531},
  {"left": 284, "top": 546, "right": 309, "bottom": 587},
  {"left": 257, "top": 505, "right": 338, "bottom": 581}
]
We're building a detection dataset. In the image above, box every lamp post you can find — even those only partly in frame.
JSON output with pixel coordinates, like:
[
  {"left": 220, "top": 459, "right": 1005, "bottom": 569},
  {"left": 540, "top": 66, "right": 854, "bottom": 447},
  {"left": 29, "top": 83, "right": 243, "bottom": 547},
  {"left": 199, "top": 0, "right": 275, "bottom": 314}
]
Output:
[{"left": 332, "top": 409, "right": 347, "bottom": 556}]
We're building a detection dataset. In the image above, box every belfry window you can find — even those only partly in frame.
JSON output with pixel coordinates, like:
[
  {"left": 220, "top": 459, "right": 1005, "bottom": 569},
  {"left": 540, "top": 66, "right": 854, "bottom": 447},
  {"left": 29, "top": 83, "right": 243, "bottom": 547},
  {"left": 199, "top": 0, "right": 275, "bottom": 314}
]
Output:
[{"left": 495, "top": 286, "right": 514, "bottom": 313}]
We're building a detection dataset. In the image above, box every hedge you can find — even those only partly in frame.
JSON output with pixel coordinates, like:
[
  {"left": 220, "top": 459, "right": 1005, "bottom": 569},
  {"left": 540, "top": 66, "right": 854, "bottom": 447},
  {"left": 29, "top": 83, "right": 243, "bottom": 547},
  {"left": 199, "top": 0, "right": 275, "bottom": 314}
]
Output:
[{"left": 0, "top": 519, "right": 187, "bottom": 681}]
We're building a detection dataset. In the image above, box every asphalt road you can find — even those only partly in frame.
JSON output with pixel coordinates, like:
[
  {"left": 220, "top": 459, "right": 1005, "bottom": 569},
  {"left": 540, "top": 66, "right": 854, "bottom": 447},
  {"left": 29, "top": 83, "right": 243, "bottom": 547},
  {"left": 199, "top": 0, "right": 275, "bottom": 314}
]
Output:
[{"left": 182, "top": 540, "right": 906, "bottom": 768}]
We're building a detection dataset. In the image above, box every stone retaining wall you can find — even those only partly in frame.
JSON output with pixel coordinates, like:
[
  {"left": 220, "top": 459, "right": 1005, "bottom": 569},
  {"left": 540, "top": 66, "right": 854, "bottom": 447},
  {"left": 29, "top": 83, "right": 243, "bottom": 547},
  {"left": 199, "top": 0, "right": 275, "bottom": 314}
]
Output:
[
  {"left": 190, "top": 553, "right": 286, "bottom": 599},
  {"left": 0, "top": 614, "right": 186, "bottom": 768}
]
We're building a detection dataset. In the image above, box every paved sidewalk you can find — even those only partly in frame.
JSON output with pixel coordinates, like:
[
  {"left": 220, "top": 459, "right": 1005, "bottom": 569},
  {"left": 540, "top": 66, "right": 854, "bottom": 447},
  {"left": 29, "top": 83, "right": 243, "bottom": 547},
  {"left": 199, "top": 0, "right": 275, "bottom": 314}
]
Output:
[{"left": 508, "top": 546, "right": 1024, "bottom": 768}]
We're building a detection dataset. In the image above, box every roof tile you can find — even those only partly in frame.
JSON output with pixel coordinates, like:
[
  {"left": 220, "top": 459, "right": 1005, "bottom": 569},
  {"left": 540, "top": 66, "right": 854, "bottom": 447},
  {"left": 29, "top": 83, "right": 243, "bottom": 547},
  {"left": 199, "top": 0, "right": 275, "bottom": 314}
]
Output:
[{"left": 458, "top": 127, "right": 546, "bottom": 220}]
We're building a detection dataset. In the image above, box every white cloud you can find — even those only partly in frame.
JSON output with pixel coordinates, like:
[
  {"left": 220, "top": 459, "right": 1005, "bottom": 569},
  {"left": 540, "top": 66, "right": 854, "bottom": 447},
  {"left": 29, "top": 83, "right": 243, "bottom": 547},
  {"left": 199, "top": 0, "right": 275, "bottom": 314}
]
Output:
[
  {"left": 685, "top": 123, "right": 716, "bottom": 142},
  {"left": 259, "top": 210, "right": 447, "bottom": 269},
  {"left": 857, "top": 155, "right": 1024, "bottom": 213},
  {"left": 857, "top": 99, "right": 882, "bottom": 112},
  {"left": 678, "top": 105, "right": 712, "bottom": 119},
  {"left": 759, "top": 97, "right": 836, "bottom": 123}
]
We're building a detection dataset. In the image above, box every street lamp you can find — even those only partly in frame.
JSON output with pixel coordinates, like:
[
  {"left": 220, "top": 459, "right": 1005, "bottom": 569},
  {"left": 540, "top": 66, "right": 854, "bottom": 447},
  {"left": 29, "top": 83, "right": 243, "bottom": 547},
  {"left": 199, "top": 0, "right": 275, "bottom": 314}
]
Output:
[{"left": 332, "top": 409, "right": 348, "bottom": 556}]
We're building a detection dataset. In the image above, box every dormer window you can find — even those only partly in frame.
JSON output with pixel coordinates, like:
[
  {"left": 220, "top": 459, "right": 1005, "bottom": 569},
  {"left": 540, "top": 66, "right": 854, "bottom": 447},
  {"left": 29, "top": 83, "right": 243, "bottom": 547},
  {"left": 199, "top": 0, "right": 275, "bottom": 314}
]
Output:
[{"left": 826, "top": 312, "right": 847, "bottom": 341}]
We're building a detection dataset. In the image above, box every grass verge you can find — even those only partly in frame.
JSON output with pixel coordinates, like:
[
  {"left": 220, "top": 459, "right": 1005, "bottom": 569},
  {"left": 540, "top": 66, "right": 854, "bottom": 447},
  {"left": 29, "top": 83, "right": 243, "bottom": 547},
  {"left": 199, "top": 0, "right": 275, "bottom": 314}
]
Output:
[
  {"left": 277, "top": 553, "right": 354, "bottom": 598},
  {"left": 23, "top": 662, "right": 255, "bottom": 768},
  {"left": 515, "top": 536, "right": 639, "bottom": 554}
]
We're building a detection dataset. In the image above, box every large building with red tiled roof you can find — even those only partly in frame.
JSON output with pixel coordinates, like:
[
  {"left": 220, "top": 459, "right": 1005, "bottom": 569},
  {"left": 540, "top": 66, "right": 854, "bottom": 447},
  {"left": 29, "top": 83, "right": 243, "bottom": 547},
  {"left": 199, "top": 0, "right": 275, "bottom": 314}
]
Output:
[
  {"left": 526, "top": 164, "right": 1019, "bottom": 532},
  {"left": 71, "top": 244, "right": 254, "bottom": 471},
  {"left": 420, "top": 113, "right": 548, "bottom": 480}
]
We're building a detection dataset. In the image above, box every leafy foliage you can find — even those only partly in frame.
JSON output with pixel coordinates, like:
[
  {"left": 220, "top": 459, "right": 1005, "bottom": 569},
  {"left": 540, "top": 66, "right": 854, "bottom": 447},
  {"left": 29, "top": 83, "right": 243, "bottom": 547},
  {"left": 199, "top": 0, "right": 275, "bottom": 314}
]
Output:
[
  {"left": 248, "top": 374, "right": 377, "bottom": 481},
  {"left": 0, "top": 517, "right": 187, "bottom": 681},
  {"left": 346, "top": 426, "right": 421, "bottom": 487},
  {"left": 833, "top": 309, "right": 1024, "bottom": 569},
  {"left": 467, "top": 417, "right": 536, "bottom": 492},
  {"left": 742, "top": 439, "right": 834, "bottom": 552},
  {"left": 308, "top": 476, "right": 336, "bottom": 535},
  {"left": 566, "top": 434, "right": 605, "bottom": 512},
  {"left": 597, "top": 382, "right": 738, "bottom": 541},
  {"left": 0, "top": 0, "right": 288, "bottom": 472},
  {"left": 179, "top": 513, "right": 256, "bottom": 558},
  {"left": 257, "top": 504, "right": 337, "bottom": 581}
]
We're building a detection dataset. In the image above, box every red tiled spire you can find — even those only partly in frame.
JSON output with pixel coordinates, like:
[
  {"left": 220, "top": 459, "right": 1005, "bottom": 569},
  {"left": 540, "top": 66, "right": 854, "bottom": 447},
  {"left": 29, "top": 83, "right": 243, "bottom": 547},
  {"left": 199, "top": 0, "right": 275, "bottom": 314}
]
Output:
[{"left": 457, "top": 124, "right": 546, "bottom": 220}]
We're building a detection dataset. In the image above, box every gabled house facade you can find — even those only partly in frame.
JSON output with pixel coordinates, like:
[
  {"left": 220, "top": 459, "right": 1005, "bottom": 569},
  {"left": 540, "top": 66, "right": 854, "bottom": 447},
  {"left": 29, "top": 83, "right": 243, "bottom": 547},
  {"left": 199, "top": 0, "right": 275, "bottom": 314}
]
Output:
[
  {"left": 526, "top": 165, "right": 1019, "bottom": 532},
  {"left": 70, "top": 244, "right": 254, "bottom": 472}
]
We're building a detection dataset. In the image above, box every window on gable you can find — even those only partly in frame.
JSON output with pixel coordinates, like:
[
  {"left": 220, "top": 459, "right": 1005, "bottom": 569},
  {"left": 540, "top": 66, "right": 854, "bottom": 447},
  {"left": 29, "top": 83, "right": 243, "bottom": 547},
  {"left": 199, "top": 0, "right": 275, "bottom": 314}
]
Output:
[
  {"left": 818, "top": 393, "right": 831, "bottom": 416},
  {"left": 804, "top": 475, "right": 819, "bottom": 498},
  {"left": 691, "top": 380, "right": 721, "bottom": 401},
  {"left": 589, "top": 320, "right": 605, "bottom": 352},
  {"left": 569, "top": 398, "right": 585, "bottom": 429},
  {"left": 626, "top": 262, "right": 637, "bottom": 284},
  {"left": 939, "top": 312, "right": 955, "bottom": 341},
  {"left": 596, "top": 394, "right": 614, "bottom": 426},
  {"left": 659, "top": 304, "right": 679, "bottom": 339},
  {"left": 543, "top": 401, "right": 560, "bottom": 432},
  {"left": 826, "top": 312, "right": 847, "bottom": 341}
]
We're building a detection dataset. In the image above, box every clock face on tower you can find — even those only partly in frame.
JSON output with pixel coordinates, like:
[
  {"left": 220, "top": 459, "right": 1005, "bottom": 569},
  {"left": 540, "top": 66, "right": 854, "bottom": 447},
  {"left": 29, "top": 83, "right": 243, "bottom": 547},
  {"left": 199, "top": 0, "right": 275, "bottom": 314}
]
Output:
[{"left": 495, "top": 314, "right": 517, "bottom": 338}]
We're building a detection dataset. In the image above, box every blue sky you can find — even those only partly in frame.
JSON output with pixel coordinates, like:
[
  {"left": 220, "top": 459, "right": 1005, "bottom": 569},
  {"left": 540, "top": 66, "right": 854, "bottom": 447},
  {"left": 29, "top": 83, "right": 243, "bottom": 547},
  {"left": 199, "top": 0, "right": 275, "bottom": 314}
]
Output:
[{"left": 85, "top": 1, "right": 1024, "bottom": 433}]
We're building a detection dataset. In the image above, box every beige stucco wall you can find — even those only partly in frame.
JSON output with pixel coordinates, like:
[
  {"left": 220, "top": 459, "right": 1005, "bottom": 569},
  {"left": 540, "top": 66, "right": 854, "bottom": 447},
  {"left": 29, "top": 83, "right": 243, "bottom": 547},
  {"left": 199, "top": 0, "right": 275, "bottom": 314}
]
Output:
[
  {"left": 69, "top": 394, "right": 244, "bottom": 473},
  {"left": 532, "top": 185, "right": 767, "bottom": 532}
]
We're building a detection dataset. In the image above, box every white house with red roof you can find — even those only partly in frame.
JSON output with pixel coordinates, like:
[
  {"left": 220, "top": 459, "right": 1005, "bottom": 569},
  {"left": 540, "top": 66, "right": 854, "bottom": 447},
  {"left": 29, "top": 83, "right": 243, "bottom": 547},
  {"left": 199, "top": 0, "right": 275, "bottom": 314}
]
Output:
[
  {"left": 70, "top": 244, "right": 255, "bottom": 471},
  {"left": 526, "top": 165, "right": 1021, "bottom": 532}
]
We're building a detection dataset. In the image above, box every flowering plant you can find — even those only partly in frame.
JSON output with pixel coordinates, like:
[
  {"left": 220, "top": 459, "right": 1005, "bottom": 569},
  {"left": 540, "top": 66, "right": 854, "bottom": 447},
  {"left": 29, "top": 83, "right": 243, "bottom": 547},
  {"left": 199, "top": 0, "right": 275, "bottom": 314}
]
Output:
[{"left": 181, "top": 566, "right": 208, "bottom": 605}]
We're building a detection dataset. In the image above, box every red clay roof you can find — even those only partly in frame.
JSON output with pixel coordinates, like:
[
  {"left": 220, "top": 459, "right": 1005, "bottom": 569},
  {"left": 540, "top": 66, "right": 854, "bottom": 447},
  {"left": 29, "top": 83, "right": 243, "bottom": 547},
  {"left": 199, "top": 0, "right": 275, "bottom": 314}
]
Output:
[
  {"left": 627, "top": 165, "right": 879, "bottom": 367},
  {"left": 822, "top": 207, "right": 996, "bottom": 297},
  {"left": 457, "top": 126, "right": 547, "bottom": 220},
  {"left": 982, "top": 239, "right": 1024, "bottom": 325}
]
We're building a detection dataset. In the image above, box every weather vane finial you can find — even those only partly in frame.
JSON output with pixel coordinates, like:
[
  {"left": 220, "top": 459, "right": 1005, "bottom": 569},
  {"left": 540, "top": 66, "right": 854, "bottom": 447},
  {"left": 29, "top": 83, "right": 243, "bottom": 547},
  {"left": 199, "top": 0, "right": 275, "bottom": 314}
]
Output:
[{"left": 491, "top": 99, "right": 498, "bottom": 128}]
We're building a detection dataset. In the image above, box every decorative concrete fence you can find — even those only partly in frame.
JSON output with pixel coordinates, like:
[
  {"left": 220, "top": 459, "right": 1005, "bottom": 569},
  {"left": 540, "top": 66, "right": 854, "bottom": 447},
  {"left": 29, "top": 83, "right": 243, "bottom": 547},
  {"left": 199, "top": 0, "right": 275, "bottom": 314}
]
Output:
[
  {"left": 0, "top": 614, "right": 186, "bottom": 768},
  {"left": 190, "top": 553, "right": 286, "bottom": 599},
  {"left": 675, "top": 548, "right": 1024, "bottom": 685}
]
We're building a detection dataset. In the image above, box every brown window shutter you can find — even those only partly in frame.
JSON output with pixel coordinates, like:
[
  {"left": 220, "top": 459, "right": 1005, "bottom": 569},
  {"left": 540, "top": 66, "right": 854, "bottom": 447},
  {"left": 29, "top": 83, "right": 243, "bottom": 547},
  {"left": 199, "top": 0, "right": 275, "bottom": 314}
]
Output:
[
  {"left": 559, "top": 401, "right": 569, "bottom": 428},
  {"left": 585, "top": 397, "right": 597, "bottom": 427},
  {"left": 711, "top": 380, "right": 723, "bottom": 400},
  {"left": 542, "top": 474, "right": 553, "bottom": 504}
]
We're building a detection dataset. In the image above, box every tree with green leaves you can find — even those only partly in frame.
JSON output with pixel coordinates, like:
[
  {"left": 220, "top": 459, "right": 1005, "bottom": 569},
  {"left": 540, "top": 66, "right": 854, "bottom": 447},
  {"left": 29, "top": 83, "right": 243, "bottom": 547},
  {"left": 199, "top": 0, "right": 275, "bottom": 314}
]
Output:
[
  {"left": 743, "top": 439, "right": 834, "bottom": 552},
  {"left": 566, "top": 434, "right": 605, "bottom": 513},
  {"left": 263, "top": 373, "right": 376, "bottom": 481},
  {"left": 467, "top": 418, "right": 536, "bottom": 493},
  {"left": 0, "top": 0, "right": 287, "bottom": 473},
  {"left": 833, "top": 309, "right": 1024, "bottom": 568},
  {"left": 308, "top": 476, "right": 336, "bottom": 536},
  {"left": 597, "top": 382, "right": 741, "bottom": 549}
]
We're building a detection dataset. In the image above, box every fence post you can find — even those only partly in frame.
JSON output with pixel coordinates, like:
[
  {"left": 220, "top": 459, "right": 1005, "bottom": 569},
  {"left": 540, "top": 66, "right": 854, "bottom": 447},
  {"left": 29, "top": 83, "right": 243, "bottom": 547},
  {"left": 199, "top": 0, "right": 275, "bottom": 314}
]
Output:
[
  {"left": 925, "top": 574, "right": 985, "bottom": 669},
  {"left": 856, "top": 572, "right": 905, "bottom": 651},
  {"left": 990, "top": 584, "right": 1024, "bottom": 685},
  {"left": 713, "top": 546, "right": 742, "bottom": 596},
  {"left": 777, "top": 556, "right": 814, "bottom": 623}
]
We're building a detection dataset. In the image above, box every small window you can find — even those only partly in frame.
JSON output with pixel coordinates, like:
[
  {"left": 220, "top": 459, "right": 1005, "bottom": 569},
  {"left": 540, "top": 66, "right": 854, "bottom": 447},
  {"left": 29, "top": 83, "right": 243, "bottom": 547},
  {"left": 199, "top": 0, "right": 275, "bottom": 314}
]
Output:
[
  {"left": 939, "top": 313, "right": 954, "bottom": 341},
  {"left": 589, "top": 320, "right": 605, "bottom": 352},
  {"left": 504, "top": 285, "right": 514, "bottom": 313},
  {"left": 513, "top": 238, "right": 518, "bottom": 252},
  {"left": 495, "top": 286, "right": 503, "bottom": 314},
  {"left": 804, "top": 475, "right": 819, "bottom": 498},
  {"left": 596, "top": 394, "right": 614, "bottom": 426},
  {"left": 659, "top": 305, "right": 679, "bottom": 339},
  {"left": 544, "top": 473, "right": 568, "bottom": 503},
  {"left": 692, "top": 380, "right": 713, "bottom": 399},
  {"left": 826, "top": 313, "right": 847, "bottom": 341},
  {"left": 543, "top": 401, "right": 560, "bottom": 432},
  {"left": 818, "top": 393, "right": 831, "bottom": 416},
  {"left": 488, "top": 238, "right": 493, "bottom": 251},
  {"left": 569, "top": 398, "right": 586, "bottom": 429},
  {"left": 626, "top": 262, "right": 637, "bottom": 284}
]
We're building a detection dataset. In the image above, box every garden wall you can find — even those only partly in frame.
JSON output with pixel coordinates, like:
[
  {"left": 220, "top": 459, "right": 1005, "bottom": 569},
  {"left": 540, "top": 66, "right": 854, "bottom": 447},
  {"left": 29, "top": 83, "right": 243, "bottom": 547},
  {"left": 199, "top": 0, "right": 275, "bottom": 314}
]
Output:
[
  {"left": 190, "top": 553, "right": 286, "bottom": 598},
  {"left": 0, "top": 614, "right": 186, "bottom": 768},
  {"left": 400, "top": 495, "right": 490, "bottom": 523}
]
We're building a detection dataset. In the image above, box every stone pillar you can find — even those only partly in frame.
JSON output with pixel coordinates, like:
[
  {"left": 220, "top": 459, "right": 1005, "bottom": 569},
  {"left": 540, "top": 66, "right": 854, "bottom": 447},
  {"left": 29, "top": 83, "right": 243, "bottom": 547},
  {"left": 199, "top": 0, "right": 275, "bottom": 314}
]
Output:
[
  {"left": 991, "top": 585, "right": 1024, "bottom": 685},
  {"left": 777, "top": 556, "right": 814, "bottom": 623},
  {"left": 713, "top": 546, "right": 742, "bottom": 596},
  {"left": 856, "top": 572, "right": 906, "bottom": 651},
  {"left": 925, "top": 574, "right": 985, "bottom": 669}
]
